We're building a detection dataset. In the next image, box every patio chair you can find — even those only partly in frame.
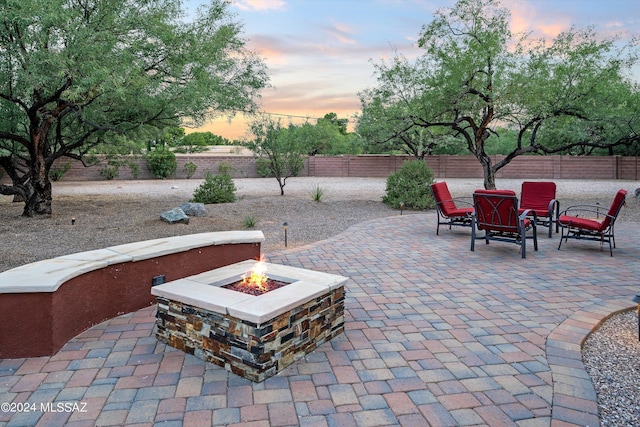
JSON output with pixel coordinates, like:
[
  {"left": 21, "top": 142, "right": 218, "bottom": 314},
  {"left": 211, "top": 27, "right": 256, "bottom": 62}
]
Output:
[
  {"left": 557, "top": 189, "right": 627, "bottom": 256},
  {"left": 430, "top": 181, "right": 474, "bottom": 235},
  {"left": 519, "top": 181, "right": 559, "bottom": 238},
  {"left": 471, "top": 189, "right": 538, "bottom": 258}
]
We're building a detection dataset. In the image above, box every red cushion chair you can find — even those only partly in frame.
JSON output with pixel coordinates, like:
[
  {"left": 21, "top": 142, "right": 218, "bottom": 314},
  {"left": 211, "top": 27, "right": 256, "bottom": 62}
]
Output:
[
  {"left": 557, "top": 189, "right": 627, "bottom": 256},
  {"left": 471, "top": 189, "right": 538, "bottom": 258},
  {"left": 518, "top": 181, "right": 559, "bottom": 238},
  {"left": 430, "top": 182, "right": 474, "bottom": 235}
]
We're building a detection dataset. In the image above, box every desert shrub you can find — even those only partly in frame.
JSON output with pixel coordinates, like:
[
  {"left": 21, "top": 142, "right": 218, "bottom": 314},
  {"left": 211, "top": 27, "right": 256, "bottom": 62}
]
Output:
[
  {"left": 243, "top": 214, "right": 257, "bottom": 228},
  {"left": 382, "top": 159, "right": 435, "bottom": 210},
  {"left": 99, "top": 165, "right": 119, "bottom": 180},
  {"left": 128, "top": 161, "right": 140, "bottom": 179},
  {"left": 310, "top": 184, "right": 325, "bottom": 202},
  {"left": 146, "top": 149, "right": 177, "bottom": 179},
  {"left": 98, "top": 156, "right": 125, "bottom": 180},
  {"left": 49, "top": 161, "right": 72, "bottom": 181},
  {"left": 255, "top": 158, "right": 272, "bottom": 177},
  {"left": 191, "top": 169, "right": 236, "bottom": 204},
  {"left": 183, "top": 161, "right": 198, "bottom": 178}
]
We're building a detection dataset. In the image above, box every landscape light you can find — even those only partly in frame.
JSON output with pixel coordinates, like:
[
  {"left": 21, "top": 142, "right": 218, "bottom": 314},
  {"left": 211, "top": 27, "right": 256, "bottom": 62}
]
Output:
[{"left": 283, "top": 222, "right": 288, "bottom": 247}]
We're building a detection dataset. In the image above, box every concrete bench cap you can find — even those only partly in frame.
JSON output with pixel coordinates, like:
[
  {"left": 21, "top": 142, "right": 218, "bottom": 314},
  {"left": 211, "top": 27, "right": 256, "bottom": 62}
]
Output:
[{"left": 0, "top": 231, "right": 265, "bottom": 293}]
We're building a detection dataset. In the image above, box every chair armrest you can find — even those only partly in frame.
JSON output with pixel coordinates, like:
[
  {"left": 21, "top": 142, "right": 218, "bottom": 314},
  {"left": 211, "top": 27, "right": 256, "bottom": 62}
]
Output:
[
  {"left": 452, "top": 197, "right": 474, "bottom": 208},
  {"left": 519, "top": 209, "right": 537, "bottom": 221},
  {"left": 560, "top": 204, "right": 607, "bottom": 216},
  {"left": 548, "top": 199, "right": 559, "bottom": 216},
  {"left": 558, "top": 205, "right": 615, "bottom": 222}
]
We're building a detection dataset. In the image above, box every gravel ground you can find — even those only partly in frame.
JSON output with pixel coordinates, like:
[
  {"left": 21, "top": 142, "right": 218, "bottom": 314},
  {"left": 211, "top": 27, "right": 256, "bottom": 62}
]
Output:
[
  {"left": 1, "top": 176, "right": 639, "bottom": 424},
  {"left": 583, "top": 310, "right": 640, "bottom": 427}
]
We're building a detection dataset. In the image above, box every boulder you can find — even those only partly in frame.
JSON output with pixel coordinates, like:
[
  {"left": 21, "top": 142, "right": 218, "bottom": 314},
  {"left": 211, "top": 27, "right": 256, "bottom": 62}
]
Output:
[
  {"left": 161, "top": 208, "right": 189, "bottom": 224},
  {"left": 180, "top": 202, "right": 207, "bottom": 217}
]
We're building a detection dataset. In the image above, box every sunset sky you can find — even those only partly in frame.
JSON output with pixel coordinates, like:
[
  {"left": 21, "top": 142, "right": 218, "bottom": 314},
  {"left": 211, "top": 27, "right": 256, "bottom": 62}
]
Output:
[{"left": 184, "top": 0, "right": 640, "bottom": 140}]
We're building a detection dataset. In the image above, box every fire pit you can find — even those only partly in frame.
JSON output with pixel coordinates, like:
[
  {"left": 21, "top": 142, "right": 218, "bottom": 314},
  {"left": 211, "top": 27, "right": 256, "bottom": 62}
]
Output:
[{"left": 151, "top": 259, "right": 348, "bottom": 382}]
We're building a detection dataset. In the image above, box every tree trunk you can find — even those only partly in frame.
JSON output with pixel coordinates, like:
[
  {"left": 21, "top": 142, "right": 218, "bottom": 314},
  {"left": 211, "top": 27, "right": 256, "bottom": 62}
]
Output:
[
  {"left": 479, "top": 154, "right": 496, "bottom": 190},
  {"left": 22, "top": 133, "right": 53, "bottom": 216}
]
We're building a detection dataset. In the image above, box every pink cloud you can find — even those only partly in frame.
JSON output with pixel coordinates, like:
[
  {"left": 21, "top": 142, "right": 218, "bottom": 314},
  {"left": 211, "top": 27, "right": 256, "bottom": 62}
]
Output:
[
  {"left": 324, "top": 22, "right": 357, "bottom": 45},
  {"left": 233, "top": 0, "right": 286, "bottom": 12},
  {"left": 509, "top": 0, "right": 569, "bottom": 39}
]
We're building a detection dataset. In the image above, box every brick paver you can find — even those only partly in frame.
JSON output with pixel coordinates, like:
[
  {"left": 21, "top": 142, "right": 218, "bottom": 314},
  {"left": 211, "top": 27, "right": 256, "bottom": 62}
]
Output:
[{"left": 1, "top": 212, "right": 638, "bottom": 426}]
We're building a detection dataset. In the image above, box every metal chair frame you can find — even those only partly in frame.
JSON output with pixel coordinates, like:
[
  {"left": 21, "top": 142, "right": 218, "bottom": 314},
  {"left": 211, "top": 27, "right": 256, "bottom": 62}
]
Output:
[
  {"left": 471, "top": 190, "right": 538, "bottom": 259},
  {"left": 557, "top": 190, "right": 627, "bottom": 256},
  {"left": 430, "top": 182, "right": 474, "bottom": 235}
]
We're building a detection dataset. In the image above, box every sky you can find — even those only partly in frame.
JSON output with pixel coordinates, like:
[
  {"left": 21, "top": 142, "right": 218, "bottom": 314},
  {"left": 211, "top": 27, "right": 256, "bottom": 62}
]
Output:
[{"left": 184, "top": 0, "right": 640, "bottom": 140}]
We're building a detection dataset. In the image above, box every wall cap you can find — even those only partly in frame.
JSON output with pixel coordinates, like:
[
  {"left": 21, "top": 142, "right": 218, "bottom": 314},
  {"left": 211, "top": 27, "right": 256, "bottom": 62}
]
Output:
[{"left": 0, "top": 231, "right": 265, "bottom": 294}]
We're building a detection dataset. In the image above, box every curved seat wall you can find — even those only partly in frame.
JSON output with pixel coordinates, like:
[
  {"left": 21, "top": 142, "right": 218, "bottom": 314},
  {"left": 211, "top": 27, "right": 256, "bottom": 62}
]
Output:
[{"left": 0, "top": 231, "right": 264, "bottom": 359}]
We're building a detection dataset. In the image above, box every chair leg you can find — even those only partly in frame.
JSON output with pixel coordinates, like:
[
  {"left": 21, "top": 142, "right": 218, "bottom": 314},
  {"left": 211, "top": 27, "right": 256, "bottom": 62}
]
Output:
[
  {"left": 470, "top": 219, "right": 475, "bottom": 251},
  {"left": 520, "top": 221, "right": 527, "bottom": 258},
  {"left": 557, "top": 228, "right": 565, "bottom": 250}
]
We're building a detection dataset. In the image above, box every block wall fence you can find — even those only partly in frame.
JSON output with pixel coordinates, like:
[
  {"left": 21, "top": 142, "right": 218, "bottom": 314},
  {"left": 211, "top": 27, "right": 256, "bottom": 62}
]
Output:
[{"left": 1, "top": 154, "right": 639, "bottom": 183}]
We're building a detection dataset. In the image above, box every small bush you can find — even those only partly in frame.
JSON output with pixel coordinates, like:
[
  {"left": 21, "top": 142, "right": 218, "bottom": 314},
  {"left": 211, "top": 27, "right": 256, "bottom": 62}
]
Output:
[
  {"left": 146, "top": 149, "right": 177, "bottom": 179},
  {"left": 310, "top": 184, "right": 325, "bottom": 202},
  {"left": 49, "top": 161, "right": 72, "bottom": 181},
  {"left": 128, "top": 162, "right": 140, "bottom": 179},
  {"left": 99, "top": 165, "right": 119, "bottom": 180},
  {"left": 183, "top": 161, "right": 197, "bottom": 179},
  {"left": 382, "top": 160, "right": 435, "bottom": 210},
  {"left": 191, "top": 170, "right": 236, "bottom": 204},
  {"left": 243, "top": 214, "right": 257, "bottom": 228}
]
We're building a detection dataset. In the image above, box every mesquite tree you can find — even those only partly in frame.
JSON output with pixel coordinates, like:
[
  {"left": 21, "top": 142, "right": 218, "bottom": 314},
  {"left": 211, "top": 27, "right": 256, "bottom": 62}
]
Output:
[
  {"left": 358, "top": 0, "right": 640, "bottom": 189},
  {"left": 0, "top": 0, "right": 269, "bottom": 216}
]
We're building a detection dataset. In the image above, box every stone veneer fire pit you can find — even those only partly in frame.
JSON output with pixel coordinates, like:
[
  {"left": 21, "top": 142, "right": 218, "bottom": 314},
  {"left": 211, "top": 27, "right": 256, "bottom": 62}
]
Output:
[{"left": 151, "top": 260, "right": 348, "bottom": 382}]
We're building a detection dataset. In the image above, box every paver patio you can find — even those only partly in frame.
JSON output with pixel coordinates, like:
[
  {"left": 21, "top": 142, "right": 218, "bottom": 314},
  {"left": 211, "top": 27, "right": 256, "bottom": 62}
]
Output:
[{"left": 1, "top": 211, "right": 637, "bottom": 427}]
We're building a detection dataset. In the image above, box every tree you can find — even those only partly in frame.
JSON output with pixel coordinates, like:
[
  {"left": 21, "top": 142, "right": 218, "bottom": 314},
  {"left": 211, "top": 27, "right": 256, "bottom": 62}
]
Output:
[
  {"left": 245, "top": 116, "right": 306, "bottom": 196},
  {"left": 358, "top": 0, "right": 639, "bottom": 188},
  {"left": 317, "top": 112, "right": 348, "bottom": 135},
  {"left": 0, "top": 0, "right": 269, "bottom": 216},
  {"left": 290, "top": 120, "right": 361, "bottom": 156}
]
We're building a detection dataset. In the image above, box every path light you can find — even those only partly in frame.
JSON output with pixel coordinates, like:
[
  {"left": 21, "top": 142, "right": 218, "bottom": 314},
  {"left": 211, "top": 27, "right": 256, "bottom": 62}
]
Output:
[
  {"left": 633, "top": 294, "right": 640, "bottom": 341},
  {"left": 71, "top": 217, "right": 76, "bottom": 225},
  {"left": 399, "top": 201, "right": 405, "bottom": 215},
  {"left": 283, "top": 222, "right": 288, "bottom": 247}
]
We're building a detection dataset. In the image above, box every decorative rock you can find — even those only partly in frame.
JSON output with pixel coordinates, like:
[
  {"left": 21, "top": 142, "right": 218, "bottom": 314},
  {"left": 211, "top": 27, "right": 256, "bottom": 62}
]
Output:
[
  {"left": 180, "top": 202, "right": 207, "bottom": 217},
  {"left": 160, "top": 208, "right": 189, "bottom": 224}
]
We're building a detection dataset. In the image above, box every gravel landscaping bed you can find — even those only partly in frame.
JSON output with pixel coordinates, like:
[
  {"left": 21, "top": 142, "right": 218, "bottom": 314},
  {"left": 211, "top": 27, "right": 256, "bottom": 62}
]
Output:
[{"left": 1, "top": 176, "right": 639, "bottom": 424}]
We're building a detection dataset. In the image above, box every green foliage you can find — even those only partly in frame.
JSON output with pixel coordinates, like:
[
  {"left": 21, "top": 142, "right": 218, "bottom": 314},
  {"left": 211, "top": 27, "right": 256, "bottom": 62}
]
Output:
[
  {"left": 217, "top": 161, "right": 236, "bottom": 176},
  {"left": 99, "top": 165, "right": 120, "bottom": 180},
  {"left": 310, "top": 184, "right": 325, "bottom": 202},
  {"left": 49, "top": 162, "right": 72, "bottom": 182},
  {"left": 359, "top": 0, "right": 640, "bottom": 188},
  {"left": 255, "top": 158, "right": 272, "bottom": 177},
  {"left": 243, "top": 214, "right": 257, "bottom": 228},
  {"left": 146, "top": 150, "right": 177, "bottom": 179},
  {"left": 246, "top": 117, "right": 306, "bottom": 196},
  {"left": 382, "top": 160, "right": 435, "bottom": 210},
  {"left": 129, "top": 162, "right": 140, "bottom": 179},
  {"left": 183, "top": 161, "right": 198, "bottom": 179},
  {"left": 288, "top": 116, "right": 361, "bottom": 156},
  {"left": 182, "top": 132, "right": 231, "bottom": 147},
  {"left": 191, "top": 166, "right": 237, "bottom": 204},
  {"left": 0, "top": 0, "right": 269, "bottom": 215},
  {"left": 98, "top": 155, "right": 122, "bottom": 180}
]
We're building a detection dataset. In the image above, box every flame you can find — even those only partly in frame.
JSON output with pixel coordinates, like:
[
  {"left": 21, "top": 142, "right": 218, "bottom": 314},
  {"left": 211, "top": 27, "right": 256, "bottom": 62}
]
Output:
[{"left": 241, "top": 255, "right": 268, "bottom": 289}]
